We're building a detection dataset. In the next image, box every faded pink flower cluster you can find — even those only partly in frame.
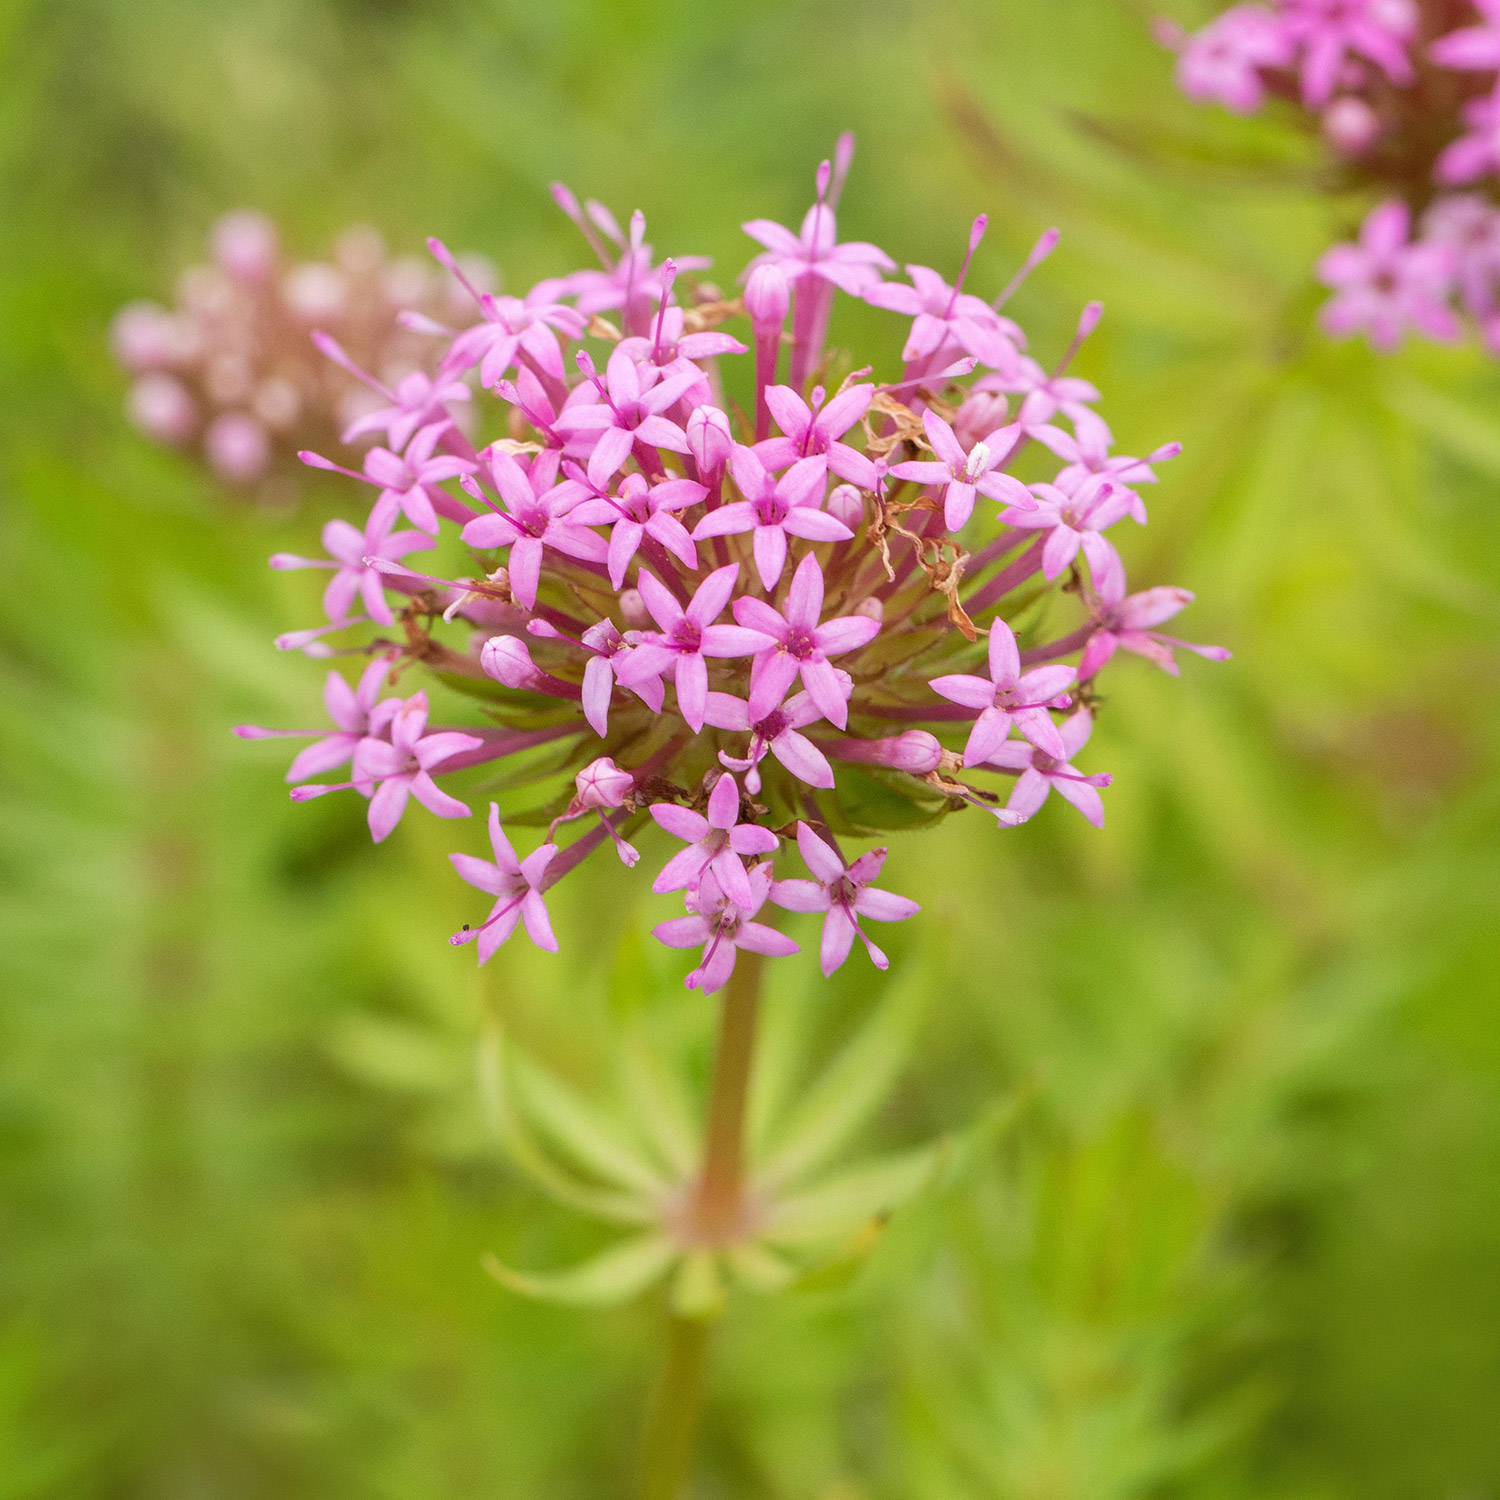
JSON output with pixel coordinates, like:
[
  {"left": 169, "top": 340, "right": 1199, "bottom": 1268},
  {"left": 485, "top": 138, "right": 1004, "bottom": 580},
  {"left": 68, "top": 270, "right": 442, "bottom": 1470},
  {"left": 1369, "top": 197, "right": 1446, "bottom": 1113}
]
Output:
[
  {"left": 1159, "top": 1, "right": 1500, "bottom": 351},
  {"left": 112, "top": 210, "right": 492, "bottom": 491},
  {"left": 237, "top": 139, "right": 1226, "bottom": 993}
]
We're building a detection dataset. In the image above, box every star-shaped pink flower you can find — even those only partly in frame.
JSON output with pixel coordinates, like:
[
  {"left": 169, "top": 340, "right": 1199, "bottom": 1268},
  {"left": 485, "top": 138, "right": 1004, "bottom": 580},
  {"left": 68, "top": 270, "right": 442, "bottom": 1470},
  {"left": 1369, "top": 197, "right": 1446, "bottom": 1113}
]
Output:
[
  {"left": 694, "top": 448, "right": 844, "bottom": 589},
  {"left": 929, "top": 619, "right": 1076, "bottom": 765},
  {"left": 985, "top": 709, "right": 1112, "bottom": 828},
  {"left": 1079, "top": 581, "right": 1231, "bottom": 680},
  {"left": 648, "top": 772, "right": 779, "bottom": 913},
  {"left": 997, "top": 476, "right": 1133, "bottom": 593},
  {"left": 459, "top": 449, "right": 608, "bottom": 608},
  {"left": 769, "top": 823, "right": 920, "bottom": 976},
  {"left": 753, "top": 382, "right": 880, "bottom": 489},
  {"left": 1283, "top": 0, "right": 1415, "bottom": 108},
  {"left": 568, "top": 471, "right": 704, "bottom": 588},
  {"left": 443, "top": 283, "right": 587, "bottom": 387},
  {"left": 551, "top": 346, "right": 698, "bottom": 487},
  {"left": 888, "top": 408, "right": 1033, "bottom": 531},
  {"left": 271, "top": 507, "right": 434, "bottom": 627},
  {"left": 731, "top": 553, "right": 881, "bottom": 730},
  {"left": 653, "top": 863, "right": 798, "bottom": 994},
  {"left": 448, "top": 803, "right": 559, "bottom": 961},
  {"left": 1431, "top": 0, "right": 1500, "bottom": 71},
  {"left": 612, "top": 565, "right": 769, "bottom": 733},
  {"left": 703, "top": 685, "right": 837, "bottom": 794},
  {"left": 234, "top": 657, "right": 394, "bottom": 782}
]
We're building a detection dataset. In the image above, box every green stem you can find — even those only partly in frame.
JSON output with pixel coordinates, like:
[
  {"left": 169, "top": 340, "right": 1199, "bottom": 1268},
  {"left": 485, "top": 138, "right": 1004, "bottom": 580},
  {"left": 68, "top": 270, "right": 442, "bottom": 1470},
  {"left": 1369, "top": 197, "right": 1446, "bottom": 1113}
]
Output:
[
  {"left": 637, "top": 1314, "right": 710, "bottom": 1500},
  {"left": 636, "top": 951, "right": 765, "bottom": 1499}
]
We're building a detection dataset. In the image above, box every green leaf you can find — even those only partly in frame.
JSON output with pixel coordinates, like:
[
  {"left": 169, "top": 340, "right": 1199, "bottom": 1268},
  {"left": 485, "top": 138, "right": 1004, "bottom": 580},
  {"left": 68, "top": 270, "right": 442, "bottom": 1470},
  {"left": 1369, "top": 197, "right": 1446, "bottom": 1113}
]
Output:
[
  {"left": 618, "top": 1025, "right": 700, "bottom": 1180},
  {"left": 509, "top": 1046, "right": 672, "bottom": 1199},
  {"left": 756, "top": 974, "right": 925, "bottom": 1192},
  {"left": 481, "top": 1233, "right": 677, "bottom": 1306},
  {"left": 761, "top": 1141, "right": 945, "bottom": 1247},
  {"left": 477, "top": 1028, "right": 657, "bottom": 1225},
  {"left": 726, "top": 1242, "right": 798, "bottom": 1295}
]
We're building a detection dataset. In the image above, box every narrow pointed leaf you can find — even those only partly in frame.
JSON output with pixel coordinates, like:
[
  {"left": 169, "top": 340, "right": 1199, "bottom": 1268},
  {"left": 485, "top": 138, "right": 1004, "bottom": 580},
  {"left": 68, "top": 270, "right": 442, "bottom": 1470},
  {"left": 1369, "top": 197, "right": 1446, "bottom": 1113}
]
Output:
[
  {"left": 481, "top": 1233, "right": 677, "bottom": 1306},
  {"left": 761, "top": 1141, "right": 945, "bottom": 1247}
]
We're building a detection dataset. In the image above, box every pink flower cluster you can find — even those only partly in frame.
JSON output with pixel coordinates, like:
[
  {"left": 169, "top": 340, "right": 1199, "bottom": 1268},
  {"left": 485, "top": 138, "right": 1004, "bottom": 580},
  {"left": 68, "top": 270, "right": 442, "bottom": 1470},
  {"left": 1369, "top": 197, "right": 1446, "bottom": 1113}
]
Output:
[
  {"left": 112, "top": 210, "right": 491, "bottom": 492},
  {"left": 1159, "top": 1, "right": 1500, "bottom": 351},
  {"left": 237, "top": 139, "right": 1227, "bottom": 993}
]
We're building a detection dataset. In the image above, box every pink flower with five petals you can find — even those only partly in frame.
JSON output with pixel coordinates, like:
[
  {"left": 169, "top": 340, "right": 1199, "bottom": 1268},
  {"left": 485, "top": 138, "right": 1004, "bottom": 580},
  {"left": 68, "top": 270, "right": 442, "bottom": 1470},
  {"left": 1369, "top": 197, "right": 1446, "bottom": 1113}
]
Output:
[
  {"left": 888, "top": 408, "right": 1033, "bottom": 531},
  {"left": 929, "top": 619, "right": 1076, "bottom": 765},
  {"left": 985, "top": 709, "right": 1112, "bottom": 828},
  {"left": 652, "top": 864, "right": 798, "bottom": 994},
  {"left": 648, "top": 772, "right": 779, "bottom": 912},
  {"left": 448, "top": 803, "right": 559, "bottom": 961}
]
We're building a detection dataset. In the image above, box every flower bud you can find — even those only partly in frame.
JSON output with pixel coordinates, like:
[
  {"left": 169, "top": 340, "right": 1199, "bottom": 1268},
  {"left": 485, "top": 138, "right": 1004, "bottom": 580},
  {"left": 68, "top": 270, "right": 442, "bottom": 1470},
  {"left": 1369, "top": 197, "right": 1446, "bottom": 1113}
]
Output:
[
  {"left": 618, "top": 588, "right": 650, "bottom": 627},
  {"left": 687, "top": 405, "right": 733, "bottom": 479},
  {"left": 283, "top": 262, "right": 349, "bottom": 322},
  {"left": 852, "top": 596, "right": 884, "bottom": 623},
  {"left": 205, "top": 412, "right": 270, "bottom": 482},
  {"left": 480, "top": 634, "right": 538, "bottom": 689},
  {"left": 745, "top": 263, "right": 790, "bottom": 328},
  {"left": 211, "top": 210, "right": 279, "bottom": 283},
  {"left": 575, "top": 756, "right": 634, "bottom": 810},
  {"left": 1322, "top": 97, "right": 1380, "bottom": 156},
  {"left": 111, "top": 302, "right": 185, "bottom": 372},
  {"left": 128, "top": 375, "right": 197, "bottom": 444},
  {"left": 954, "top": 389, "right": 1009, "bottom": 450},
  {"left": 827, "top": 483, "right": 865, "bottom": 530},
  {"left": 833, "top": 731, "right": 943, "bottom": 775}
]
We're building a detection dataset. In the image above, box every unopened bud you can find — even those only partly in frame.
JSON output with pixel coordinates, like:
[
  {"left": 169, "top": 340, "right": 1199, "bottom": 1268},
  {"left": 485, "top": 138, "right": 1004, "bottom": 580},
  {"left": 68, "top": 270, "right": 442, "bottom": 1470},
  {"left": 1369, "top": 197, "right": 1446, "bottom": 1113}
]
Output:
[
  {"left": 480, "top": 634, "right": 538, "bottom": 689},
  {"left": 575, "top": 756, "right": 634, "bottom": 810},
  {"left": 687, "top": 405, "right": 733, "bottom": 478},
  {"left": 852, "top": 596, "right": 884, "bottom": 623},
  {"left": 827, "top": 483, "right": 865, "bottom": 530},
  {"left": 211, "top": 210, "right": 279, "bottom": 283},
  {"left": 128, "top": 374, "right": 197, "bottom": 443},
  {"left": 618, "top": 588, "right": 650, "bottom": 627},
  {"left": 832, "top": 731, "right": 942, "bottom": 775},
  {"left": 745, "top": 263, "right": 790, "bottom": 328},
  {"left": 205, "top": 413, "right": 270, "bottom": 482},
  {"left": 111, "top": 302, "right": 185, "bottom": 372},
  {"left": 1323, "top": 97, "right": 1380, "bottom": 156}
]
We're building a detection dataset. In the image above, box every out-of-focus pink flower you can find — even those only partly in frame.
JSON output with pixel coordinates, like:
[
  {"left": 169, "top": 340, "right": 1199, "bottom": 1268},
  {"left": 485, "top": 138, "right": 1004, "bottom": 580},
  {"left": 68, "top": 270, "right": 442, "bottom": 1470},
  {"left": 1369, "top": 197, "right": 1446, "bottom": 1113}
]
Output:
[
  {"left": 1164, "top": 4, "right": 1295, "bottom": 113},
  {"left": 1317, "top": 200, "right": 1460, "bottom": 349},
  {"left": 1436, "top": 83, "right": 1500, "bottom": 185},
  {"left": 1282, "top": 0, "right": 1417, "bottom": 107},
  {"left": 1430, "top": 0, "right": 1500, "bottom": 72},
  {"left": 1079, "top": 580, "right": 1232, "bottom": 679},
  {"left": 128, "top": 374, "right": 197, "bottom": 443},
  {"left": 205, "top": 412, "right": 271, "bottom": 482}
]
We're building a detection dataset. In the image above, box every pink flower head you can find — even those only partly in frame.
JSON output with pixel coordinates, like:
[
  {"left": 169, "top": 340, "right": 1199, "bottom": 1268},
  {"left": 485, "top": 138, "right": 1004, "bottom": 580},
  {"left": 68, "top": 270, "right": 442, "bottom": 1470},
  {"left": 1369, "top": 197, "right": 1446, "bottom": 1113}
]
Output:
[
  {"left": 769, "top": 822, "right": 919, "bottom": 976},
  {"left": 270, "top": 506, "right": 434, "bottom": 627},
  {"left": 732, "top": 553, "right": 882, "bottom": 730},
  {"left": 1435, "top": 83, "right": 1500, "bottom": 186},
  {"left": 449, "top": 803, "right": 559, "bottom": 961},
  {"left": 649, "top": 771, "right": 779, "bottom": 913},
  {"left": 863, "top": 215, "right": 1025, "bottom": 372},
  {"left": 553, "top": 345, "right": 697, "bottom": 486},
  {"left": 1282, "top": 0, "right": 1417, "bottom": 108},
  {"left": 703, "top": 684, "right": 839, "bottom": 794},
  {"left": 315, "top": 331, "right": 471, "bottom": 451},
  {"left": 986, "top": 708, "right": 1112, "bottom": 828},
  {"left": 888, "top": 408, "right": 1034, "bottom": 531},
  {"left": 1079, "top": 580, "right": 1232, "bottom": 680},
  {"left": 929, "top": 619, "right": 1076, "bottom": 765},
  {"left": 361, "top": 420, "right": 479, "bottom": 536},
  {"left": 442, "top": 278, "right": 587, "bottom": 388},
  {"left": 998, "top": 476, "right": 1133, "bottom": 592},
  {"left": 1167, "top": 4, "right": 1296, "bottom": 113},
  {"left": 613, "top": 564, "right": 769, "bottom": 733},
  {"left": 754, "top": 381, "right": 880, "bottom": 489},
  {"left": 742, "top": 166, "right": 895, "bottom": 298},
  {"left": 653, "top": 863, "right": 798, "bottom": 994},
  {"left": 568, "top": 471, "right": 704, "bottom": 588},
  {"left": 234, "top": 656, "right": 393, "bottom": 782},
  {"left": 696, "top": 448, "right": 845, "bottom": 589},
  {"left": 459, "top": 448, "right": 609, "bottom": 608},
  {"left": 352, "top": 691, "right": 483, "bottom": 841},
  {"left": 1317, "top": 200, "right": 1460, "bottom": 350}
]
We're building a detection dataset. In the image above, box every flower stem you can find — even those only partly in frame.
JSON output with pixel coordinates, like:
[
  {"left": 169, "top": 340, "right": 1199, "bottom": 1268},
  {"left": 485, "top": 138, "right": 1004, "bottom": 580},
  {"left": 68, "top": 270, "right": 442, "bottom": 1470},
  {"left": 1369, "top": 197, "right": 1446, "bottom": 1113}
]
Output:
[
  {"left": 693, "top": 950, "right": 764, "bottom": 1238},
  {"left": 636, "top": 951, "right": 765, "bottom": 1499},
  {"left": 637, "top": 1314, "right": 711, "bottom": 1500}
]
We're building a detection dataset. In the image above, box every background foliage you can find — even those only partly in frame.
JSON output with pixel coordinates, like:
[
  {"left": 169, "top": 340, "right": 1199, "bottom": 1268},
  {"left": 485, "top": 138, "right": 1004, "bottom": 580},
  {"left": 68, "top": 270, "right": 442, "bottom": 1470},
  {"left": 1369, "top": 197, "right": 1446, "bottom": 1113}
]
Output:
[{"left": 2, "top": 0, "right": 1499, "bottom": 1495}]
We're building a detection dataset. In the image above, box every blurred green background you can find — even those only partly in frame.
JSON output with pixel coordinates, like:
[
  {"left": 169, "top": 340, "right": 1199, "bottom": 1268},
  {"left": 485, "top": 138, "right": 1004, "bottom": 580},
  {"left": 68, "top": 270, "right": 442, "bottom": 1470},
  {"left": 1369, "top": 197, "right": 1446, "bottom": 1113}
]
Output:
[{"left": 3, "top": 0, "right": 1500, "bottom": 1496}]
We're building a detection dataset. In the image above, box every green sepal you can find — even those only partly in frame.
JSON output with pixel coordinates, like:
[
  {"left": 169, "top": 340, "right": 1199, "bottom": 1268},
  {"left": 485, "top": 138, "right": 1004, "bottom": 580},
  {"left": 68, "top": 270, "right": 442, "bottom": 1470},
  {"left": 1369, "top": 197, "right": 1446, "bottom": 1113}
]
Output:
[{"left": 481, "top": 1233, "right": 677, "bottom": 1306}]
